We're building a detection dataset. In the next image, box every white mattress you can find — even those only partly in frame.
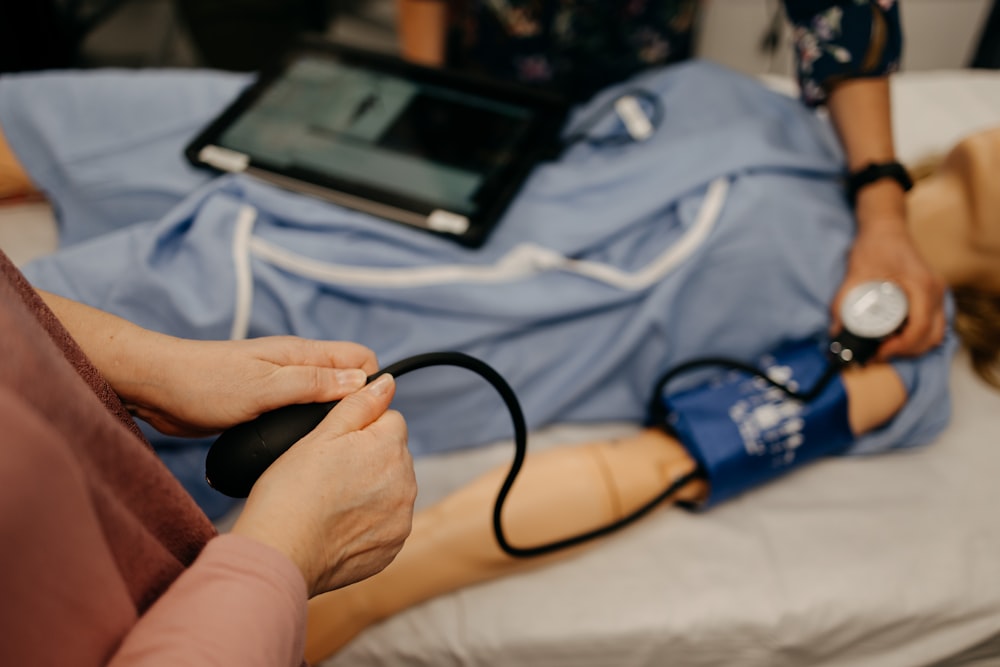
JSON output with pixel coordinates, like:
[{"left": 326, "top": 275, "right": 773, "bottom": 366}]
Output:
[{"left": 2, "top": 69, "right": 999, "bottom": 667}]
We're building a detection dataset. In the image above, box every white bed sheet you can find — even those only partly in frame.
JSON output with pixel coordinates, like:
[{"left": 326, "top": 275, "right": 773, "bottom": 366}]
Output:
[{"left": 1, "top": 69, "right": 999, "bottom": 667}]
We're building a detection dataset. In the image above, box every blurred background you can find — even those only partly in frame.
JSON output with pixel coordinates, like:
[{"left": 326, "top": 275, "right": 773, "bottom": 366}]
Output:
[{"left": 1, "top": 0, "right": 997, "bottom": 77}]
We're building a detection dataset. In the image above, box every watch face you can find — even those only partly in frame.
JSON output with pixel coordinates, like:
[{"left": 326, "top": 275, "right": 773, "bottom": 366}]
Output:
[{"left": 840, "top": 281, "right": 909, "bottom": 339}]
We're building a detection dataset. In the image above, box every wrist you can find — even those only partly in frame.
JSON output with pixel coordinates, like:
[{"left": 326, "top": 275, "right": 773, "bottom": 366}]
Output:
[
  {"left": 37, "top": 289, "right": 161, "bottom": 395},
  {"left": 846, "top": 160, "right": 912, "bottom": 209},
  {"left": 232, "top": 508, "right": 318, "bottom": 596},
  {"left": 853, "top": 179, "right": 908, "bottom": 231},
  {"left": 105, "top": 326, "right": 183, "bottom": 412}
]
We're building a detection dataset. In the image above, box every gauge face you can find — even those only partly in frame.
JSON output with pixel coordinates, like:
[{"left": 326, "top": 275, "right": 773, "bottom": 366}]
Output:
[{"left": 840, "top": 281, "right": 909, "bottom": 339}]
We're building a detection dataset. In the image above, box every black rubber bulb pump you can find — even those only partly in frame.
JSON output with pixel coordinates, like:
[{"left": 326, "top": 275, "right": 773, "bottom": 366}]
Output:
[
  {"left": 205, "top": 401, "right": 338, "bottom": 498},
  {"left": 205, "top": 352, "right": 516, "bottom": 499}
]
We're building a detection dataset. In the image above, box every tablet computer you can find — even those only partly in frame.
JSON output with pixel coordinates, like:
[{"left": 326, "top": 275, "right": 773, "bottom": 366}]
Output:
[{"left": 184, "top": 40, "right": 570, "bottom": 247}]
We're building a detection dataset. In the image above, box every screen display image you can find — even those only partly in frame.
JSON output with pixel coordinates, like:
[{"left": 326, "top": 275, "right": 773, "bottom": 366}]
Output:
[
  {"left": 186, "top": 43, "right": 569, "bottom": 245},
  {"left": 216, "top": 56, "right": 535, "bottom": 216}
]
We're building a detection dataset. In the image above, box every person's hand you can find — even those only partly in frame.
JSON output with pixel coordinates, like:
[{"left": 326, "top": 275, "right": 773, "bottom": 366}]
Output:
[
  {"left": 232, "top": 374, "right": 416, "bottom": 597},
  {"left": 120, "top": 336, "right": 380, "bottom": 437},
  {"left": 831, "top": 212, "right": 947, "bottom": 360}
]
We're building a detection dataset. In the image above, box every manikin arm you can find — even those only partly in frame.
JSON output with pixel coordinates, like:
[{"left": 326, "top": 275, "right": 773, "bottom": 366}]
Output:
[
  {"left": 304, "top": 364, "right": 906, "bottom": 662},
  {"left": 0, "top": 124, "right": 36, "bottom": 200}
]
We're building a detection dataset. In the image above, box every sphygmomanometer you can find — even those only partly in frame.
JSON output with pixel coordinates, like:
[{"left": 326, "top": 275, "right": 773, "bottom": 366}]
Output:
[
  {"left": 207, "top": 272, "right": 907, "bottom": 556},
  {"left": 649, "top": 280, "right": 909, "bottom": 507}
]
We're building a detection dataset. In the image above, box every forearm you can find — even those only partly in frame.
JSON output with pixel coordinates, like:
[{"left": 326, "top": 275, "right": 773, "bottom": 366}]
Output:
[
  {"left": 396, "top": 0, "right": 448, "bottom": 66},
  {"left": 842, "top": 361, "right": 907, "bottom": 434},
  {"left": 826, "top": 77, "right": 908, "bottom": 233},
  {"left": 36, "top": 289, "right": 174, "bottom": 405},
  {"left": 784, "top": 0, "right": 908, "bottom": 236}
]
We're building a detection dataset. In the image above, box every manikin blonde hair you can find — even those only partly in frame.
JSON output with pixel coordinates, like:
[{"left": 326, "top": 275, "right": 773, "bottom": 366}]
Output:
[{"left": 952, "top": 288, "right": 1000, "bottom": 388}]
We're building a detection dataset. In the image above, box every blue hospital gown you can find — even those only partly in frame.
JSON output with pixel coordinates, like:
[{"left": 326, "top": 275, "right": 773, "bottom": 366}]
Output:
[{"left": 0, "top": 61, "right": 955, "bottom": 515}]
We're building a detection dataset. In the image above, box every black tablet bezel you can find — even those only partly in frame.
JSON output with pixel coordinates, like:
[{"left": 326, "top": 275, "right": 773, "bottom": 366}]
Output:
[{"left": 184, "top": 39, "right": 570, "bottom": 247}]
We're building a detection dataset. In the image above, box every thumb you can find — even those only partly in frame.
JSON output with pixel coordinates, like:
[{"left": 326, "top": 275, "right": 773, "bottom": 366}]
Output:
[{"left": 316, "top": 374, "right": 397, "bottom": 439}]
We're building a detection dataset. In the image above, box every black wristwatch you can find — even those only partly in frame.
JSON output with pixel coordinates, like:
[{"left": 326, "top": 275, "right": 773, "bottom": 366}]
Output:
[{"left": 845, "top": 161, "right": 913, "bottom": 206}]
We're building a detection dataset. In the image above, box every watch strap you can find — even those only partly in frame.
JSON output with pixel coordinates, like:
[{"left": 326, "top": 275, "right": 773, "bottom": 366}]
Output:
[{"left": 845, "top": 161, "right": 913, "bottom": 205}]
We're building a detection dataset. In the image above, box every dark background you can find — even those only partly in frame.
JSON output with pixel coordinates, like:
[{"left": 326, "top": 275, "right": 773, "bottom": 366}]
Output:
[
  {"left": 2, "top": 0, "right": 998, "bottom": 75},
  {"left": 0, "top": 0, "right": 398, "bottom": 73}
]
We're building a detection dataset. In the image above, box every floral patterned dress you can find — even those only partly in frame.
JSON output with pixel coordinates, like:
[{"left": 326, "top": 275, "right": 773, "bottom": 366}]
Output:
[{"left": 446, "top": 0, "right": 901, "bottom": 104}]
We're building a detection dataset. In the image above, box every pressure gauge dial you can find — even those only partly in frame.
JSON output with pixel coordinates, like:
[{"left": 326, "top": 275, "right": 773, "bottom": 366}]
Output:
[
  {"left": 840, "top": 281, "right": 909, "bottom": 338},
  {"left": 830, "top": 281, "right": 909, "bottom": 365}
]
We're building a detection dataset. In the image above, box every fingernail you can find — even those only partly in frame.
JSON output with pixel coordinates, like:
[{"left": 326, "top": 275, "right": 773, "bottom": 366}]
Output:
[
  {"left": 336, "top": 368, "right": 367, "bottom": 388},
  {"left": 366, "top": 373, "right": 394, "bottom": 396}
]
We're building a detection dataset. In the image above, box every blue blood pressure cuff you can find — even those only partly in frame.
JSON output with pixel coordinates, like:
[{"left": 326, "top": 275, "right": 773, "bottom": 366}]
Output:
[{"left": 658, "top": 339, "right": 854, "bottom": 508}]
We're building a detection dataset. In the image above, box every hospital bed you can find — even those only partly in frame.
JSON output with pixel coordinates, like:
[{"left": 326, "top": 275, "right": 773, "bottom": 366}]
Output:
[{"left": 2, "top": 68, "right": 1000, "bottom": 667}]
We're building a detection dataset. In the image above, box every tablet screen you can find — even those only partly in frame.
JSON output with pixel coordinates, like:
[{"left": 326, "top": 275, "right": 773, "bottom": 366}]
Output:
[{"left": 186, "top": 42, "right": 569, "bottom": 246}]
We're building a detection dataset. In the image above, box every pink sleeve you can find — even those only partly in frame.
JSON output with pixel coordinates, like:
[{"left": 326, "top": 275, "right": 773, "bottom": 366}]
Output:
[{"left": 110, "top": 534, "right": 308, "bottom": 667}]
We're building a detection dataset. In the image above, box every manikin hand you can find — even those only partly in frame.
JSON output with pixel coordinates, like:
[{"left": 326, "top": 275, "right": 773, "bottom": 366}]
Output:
[{"left": 232, "top": 374, "right": 416, "bottom": 597}]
